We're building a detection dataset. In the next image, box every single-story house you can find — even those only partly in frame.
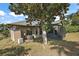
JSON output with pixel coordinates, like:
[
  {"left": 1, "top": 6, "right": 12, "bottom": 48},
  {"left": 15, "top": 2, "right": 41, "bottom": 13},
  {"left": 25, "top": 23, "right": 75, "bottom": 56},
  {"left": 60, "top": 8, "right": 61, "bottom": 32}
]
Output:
[{"left": 8, "top": 19, "right": 64, "bottom": 44}]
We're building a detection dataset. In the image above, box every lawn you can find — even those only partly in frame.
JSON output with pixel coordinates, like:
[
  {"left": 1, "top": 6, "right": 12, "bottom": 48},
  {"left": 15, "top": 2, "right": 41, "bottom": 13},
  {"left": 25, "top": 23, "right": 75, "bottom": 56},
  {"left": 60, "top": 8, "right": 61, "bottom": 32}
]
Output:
[
  {"left": 64, "top": 32, "right": 79, "bottom": 42},
  {"left": 0, "top": 32, "right": 79, "bottom": 56}
]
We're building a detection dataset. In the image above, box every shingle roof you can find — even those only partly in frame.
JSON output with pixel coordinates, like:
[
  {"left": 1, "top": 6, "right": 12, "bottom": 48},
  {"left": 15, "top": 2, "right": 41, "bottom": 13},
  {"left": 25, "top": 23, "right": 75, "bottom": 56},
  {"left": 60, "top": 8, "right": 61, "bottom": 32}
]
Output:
[
  {"left": 9, "top": 20, "right": 40, "bottom": 26},
  {"left": 9, "top": 20, "right": 61, "bottom": 26},
  {"left": 11, "top": 20, "right": 28, "bottom": 26}
]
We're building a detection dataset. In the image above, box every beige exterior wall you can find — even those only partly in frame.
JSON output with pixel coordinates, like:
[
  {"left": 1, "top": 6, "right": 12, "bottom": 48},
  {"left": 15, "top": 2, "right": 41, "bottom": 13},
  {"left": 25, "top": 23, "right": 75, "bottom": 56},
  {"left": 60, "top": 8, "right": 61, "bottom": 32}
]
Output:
[
  {"left": 10, "top": 25, "right": 41, "bottom": 42},
  {"left": 10, "top": 30, "right": 21, "bottom": 42}
]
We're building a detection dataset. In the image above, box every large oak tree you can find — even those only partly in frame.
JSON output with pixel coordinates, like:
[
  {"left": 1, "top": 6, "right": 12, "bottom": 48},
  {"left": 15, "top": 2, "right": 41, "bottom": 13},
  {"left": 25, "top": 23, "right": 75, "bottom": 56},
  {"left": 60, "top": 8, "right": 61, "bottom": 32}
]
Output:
[{"left": 9, "top": 3, "right": 70, "bottom": 44}]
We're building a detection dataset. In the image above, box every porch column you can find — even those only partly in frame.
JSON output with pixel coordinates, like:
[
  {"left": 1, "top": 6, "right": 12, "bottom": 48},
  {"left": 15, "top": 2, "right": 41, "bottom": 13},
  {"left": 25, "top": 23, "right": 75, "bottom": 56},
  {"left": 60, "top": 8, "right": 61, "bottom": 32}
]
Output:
[
  {"left": 34, "top": 29, "right": 36, "bottom": 35},
  {"left": 37, "top": 27, "right": 40, "bottom": 36},
  {"left": 32, "top": 28, "right": 36, "bottom": 38}
]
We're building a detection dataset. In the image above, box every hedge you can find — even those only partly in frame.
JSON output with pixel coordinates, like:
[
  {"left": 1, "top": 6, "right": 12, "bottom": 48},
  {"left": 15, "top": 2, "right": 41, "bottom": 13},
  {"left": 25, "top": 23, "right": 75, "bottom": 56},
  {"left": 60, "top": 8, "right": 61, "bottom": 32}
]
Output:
[{"left": 65, "top": 25, "right": 79, "bottom": 33}]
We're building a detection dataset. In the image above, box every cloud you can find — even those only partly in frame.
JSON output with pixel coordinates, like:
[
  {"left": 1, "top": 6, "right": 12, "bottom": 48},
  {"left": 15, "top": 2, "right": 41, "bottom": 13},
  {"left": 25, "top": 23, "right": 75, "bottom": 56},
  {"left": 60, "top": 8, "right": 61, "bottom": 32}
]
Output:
[
  {"left": 0, "top": 10, "right": 5, "bottom": 16},
  {"left": 25, "top": 15, "right": 28, "bottom": 18},
  {"left": 9, "top": 12, "right": 24, "bottom": 17},
  {"left": 5, "top": 21, "right": 12, "bottom": 24},
  {"left": 0, "top": 11, "right": 25, "bottom": 24}
]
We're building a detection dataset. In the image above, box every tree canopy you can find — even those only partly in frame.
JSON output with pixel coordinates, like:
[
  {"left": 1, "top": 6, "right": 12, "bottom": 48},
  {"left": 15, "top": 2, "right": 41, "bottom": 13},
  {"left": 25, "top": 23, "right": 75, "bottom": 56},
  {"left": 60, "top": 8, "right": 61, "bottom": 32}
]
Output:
[
  {"left": 9, "top": 3, "right": 70, "bottom": 30},
  {"left": 9, "top": 3, "right": 70, "bottom": 20},
  {"left": 9, "top": 3, "right": 70, "bottom": 44}
]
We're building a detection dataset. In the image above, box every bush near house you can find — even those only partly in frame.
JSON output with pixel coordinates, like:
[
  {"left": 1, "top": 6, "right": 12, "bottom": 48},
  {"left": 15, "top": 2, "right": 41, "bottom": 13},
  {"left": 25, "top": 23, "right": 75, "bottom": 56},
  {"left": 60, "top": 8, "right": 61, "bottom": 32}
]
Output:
[
  {"left": 65, "top": 25, "right": 79, "bottom": 33},
  {"left": 63, "top": 20, "right": 79, "bottom": 33},
  {"left": 0, "top": 24, "right": 10, "bottom": 37},
  {"left": 0, "top": 46, "right": 29, "bottom": 56},
  {"left": 0, "top": 30, "right": 10, "bottom": 37},
  {"left": 0, "top": 37, "right": 3, "bottom": 40}
]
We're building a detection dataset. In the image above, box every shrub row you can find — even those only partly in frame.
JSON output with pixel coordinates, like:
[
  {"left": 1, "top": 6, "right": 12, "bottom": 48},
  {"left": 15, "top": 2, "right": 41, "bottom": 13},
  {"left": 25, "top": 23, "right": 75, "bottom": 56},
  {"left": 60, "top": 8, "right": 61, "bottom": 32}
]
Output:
[
  {"left": 0, "top": 30, "right": 9, "bottom": 37},
  {"left": 65, "top": 25, "right": 79, "bottom": 33}
]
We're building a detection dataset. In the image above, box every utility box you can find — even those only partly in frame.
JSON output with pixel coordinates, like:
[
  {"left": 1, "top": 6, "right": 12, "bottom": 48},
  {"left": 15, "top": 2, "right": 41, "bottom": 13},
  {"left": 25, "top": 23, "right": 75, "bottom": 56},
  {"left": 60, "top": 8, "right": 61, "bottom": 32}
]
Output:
[{"left": 18, "top": 38, "right": 23, "bottom": 44}]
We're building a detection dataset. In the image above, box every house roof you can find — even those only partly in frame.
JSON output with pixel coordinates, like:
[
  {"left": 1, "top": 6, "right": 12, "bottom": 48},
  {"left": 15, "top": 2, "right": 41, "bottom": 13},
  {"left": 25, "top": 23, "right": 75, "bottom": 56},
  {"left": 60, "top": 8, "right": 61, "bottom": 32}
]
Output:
[
  {"left": 11, "top": 20, "right": 28, "bottom": 26},
  {"left": 8, "top": 20, "right": 40, "bottom": 26},
  {"left": 8, "top": 19, "right": 62, "bottom": 26}
]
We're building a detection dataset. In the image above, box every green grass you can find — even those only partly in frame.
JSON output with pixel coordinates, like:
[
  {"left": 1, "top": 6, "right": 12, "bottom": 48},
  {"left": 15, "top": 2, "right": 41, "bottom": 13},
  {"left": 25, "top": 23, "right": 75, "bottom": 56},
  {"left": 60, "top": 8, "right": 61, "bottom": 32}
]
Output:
[
  {"left": 0, "top": 32, "right": 79, "bottom": 56},
  {"left": 0, "top": 36, "right": 30, "bottom": 56},
  {"left": 64, "top": 32, "right": 79, "bottom": 42}
]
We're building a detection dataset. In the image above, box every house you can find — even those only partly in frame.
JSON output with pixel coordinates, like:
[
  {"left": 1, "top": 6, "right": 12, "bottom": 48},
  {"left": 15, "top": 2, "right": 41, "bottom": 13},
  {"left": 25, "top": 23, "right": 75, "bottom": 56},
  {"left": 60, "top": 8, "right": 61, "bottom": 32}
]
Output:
[
  {"left": 8, "top": 20, "right": 42, "bottom": 43},
  {"left": 8, "top": 18, "right": 64, "bottom": 44}
]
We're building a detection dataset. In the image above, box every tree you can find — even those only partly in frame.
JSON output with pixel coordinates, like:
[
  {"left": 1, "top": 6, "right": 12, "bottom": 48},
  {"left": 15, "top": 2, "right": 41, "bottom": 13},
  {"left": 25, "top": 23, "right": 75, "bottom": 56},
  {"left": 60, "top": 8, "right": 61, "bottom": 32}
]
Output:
[
  {"left": 9, "top": 3, "right": 70, "bottom": 44},
  {"left": 68, "top": 9, "right": 79, "bottom": 25}
]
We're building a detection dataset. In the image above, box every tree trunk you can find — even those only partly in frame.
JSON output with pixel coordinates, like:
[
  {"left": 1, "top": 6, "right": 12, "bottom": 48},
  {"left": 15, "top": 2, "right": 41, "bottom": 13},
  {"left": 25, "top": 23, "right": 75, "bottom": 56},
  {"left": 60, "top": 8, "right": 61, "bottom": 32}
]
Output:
[{"left": 42, "top": 30, "right": 47, "bottom": 44}]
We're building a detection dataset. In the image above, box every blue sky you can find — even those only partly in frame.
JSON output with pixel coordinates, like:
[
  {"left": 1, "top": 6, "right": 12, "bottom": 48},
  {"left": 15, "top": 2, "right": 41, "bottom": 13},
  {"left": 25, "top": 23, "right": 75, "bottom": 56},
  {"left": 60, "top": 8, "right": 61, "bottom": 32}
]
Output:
[
  {"left": 0, "top": 3, "right": 79, "bottom": 24},
  {"left": 0, "top": 3, "right": 26, "bottom": 24},
  {"left": 66, "top": 3, "right": 79, "bottom": 15}
]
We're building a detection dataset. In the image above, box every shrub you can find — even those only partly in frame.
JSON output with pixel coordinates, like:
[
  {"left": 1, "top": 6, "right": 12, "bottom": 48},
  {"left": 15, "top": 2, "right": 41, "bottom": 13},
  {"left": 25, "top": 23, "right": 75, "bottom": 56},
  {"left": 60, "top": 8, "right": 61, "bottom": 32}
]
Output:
[
  {"left": 0, "top": 30, "right": 9, "bottom": 37},
  {"left": 0, "top": 46, "right": 28, "bottom": 56},
  {"left": 0, "top": 37, "right": 3, "bottom": 40},
  {"left": 66, "top": 25, "right": 79, "bottom": 33},
  {"left": 14, "top": 46, "right": 25, "bottom": 55}
]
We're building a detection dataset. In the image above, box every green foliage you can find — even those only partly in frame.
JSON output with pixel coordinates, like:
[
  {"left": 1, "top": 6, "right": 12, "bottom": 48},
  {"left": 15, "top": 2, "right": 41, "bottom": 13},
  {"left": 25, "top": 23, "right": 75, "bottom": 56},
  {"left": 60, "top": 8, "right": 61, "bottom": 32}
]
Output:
[
  {"left": 0, "top": 37, "right": 3, "bottom": 40},
  {"left": 0, "top": 24, "right": 9, "bottom": 37},
  {"left": 0, "top": 30, "right": 9, "bottom": 37},
  {"left": 63, "top": 19, "right": 79, "bottom": 33},
  {"left": 0, "top": 46, "right": 29, "bottom": 56},
  {"left": 9, "top": 3, "right": 70, "bottom": 32},
  {"left": 68, "top": 10, "right": 79, "bottom": 25},
  {"left": 65, "top": 13, "right": 79, "bottom": 33},
  {"left": 9, "top": 3, "right": 70, "bottom": 19},
  {"left": 33, "top": 37, "right": 43, "bottom": 43},
  {"left": 66, "top": 25, "right": 79, "bottom": 33}
]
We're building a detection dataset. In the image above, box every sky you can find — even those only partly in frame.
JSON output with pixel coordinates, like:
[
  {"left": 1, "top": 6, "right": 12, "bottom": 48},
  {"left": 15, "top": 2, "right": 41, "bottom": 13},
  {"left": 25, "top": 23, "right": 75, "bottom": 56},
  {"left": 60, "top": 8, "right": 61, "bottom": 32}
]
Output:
[
  {"left": 0, "top": 3, "right": 26, "bottom": 24},
  {"left": 0, "top": 3, "right": 79, "bottom": 24},
  {"left": 66, "top": 3, "right": 79, "bottom": 15}
]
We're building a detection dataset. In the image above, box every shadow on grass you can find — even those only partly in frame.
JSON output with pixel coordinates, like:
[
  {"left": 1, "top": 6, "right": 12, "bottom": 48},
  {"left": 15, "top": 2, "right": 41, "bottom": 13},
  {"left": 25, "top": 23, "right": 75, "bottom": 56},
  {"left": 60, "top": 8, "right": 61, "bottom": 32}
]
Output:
[
  {"left": 33, "top": 37, "right": 43, "bottom": 43},
  {"left": 0, "top": 37, "right": 3, "bottom": 41},
  {"left": 0, "top": 46, "right": 31, "bottom": 56},
  {"left": 49, "top": 40, "right": 79, "bottom": 56}
]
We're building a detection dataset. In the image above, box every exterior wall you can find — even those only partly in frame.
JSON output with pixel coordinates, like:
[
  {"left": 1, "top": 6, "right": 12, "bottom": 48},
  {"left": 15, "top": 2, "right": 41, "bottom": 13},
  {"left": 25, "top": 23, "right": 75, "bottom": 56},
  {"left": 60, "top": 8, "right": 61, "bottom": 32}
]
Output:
[
  {"left": 52, "top": 25, "right": 65, "bottom": 37},
  {"left": 10, "top": 30, "right": 21, "bottom": 42},
  {"left": 16, "top": 25, "right": 41, "bottom": 39},
  {"left": 59, "top": 26, "right": 65, "bottom": 37},
  {"left": 10, "top": 24, "right": 65, "bottom": 43},
  {"left": 10, "top": 30, "right": 15, "bottom": 41},
  {"left": 53, "top": 25, "right": 60, "bottom": 34}
]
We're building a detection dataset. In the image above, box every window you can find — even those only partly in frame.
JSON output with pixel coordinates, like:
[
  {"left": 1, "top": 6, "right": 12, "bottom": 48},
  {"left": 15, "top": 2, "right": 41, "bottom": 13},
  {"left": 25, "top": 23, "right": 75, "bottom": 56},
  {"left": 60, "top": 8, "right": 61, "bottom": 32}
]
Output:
[
  {"left": 36, "top": 29, "right": 38, "bottom": 35},
  {"left": 26, "top": 30, "right": 32, "bottom": 35}
]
